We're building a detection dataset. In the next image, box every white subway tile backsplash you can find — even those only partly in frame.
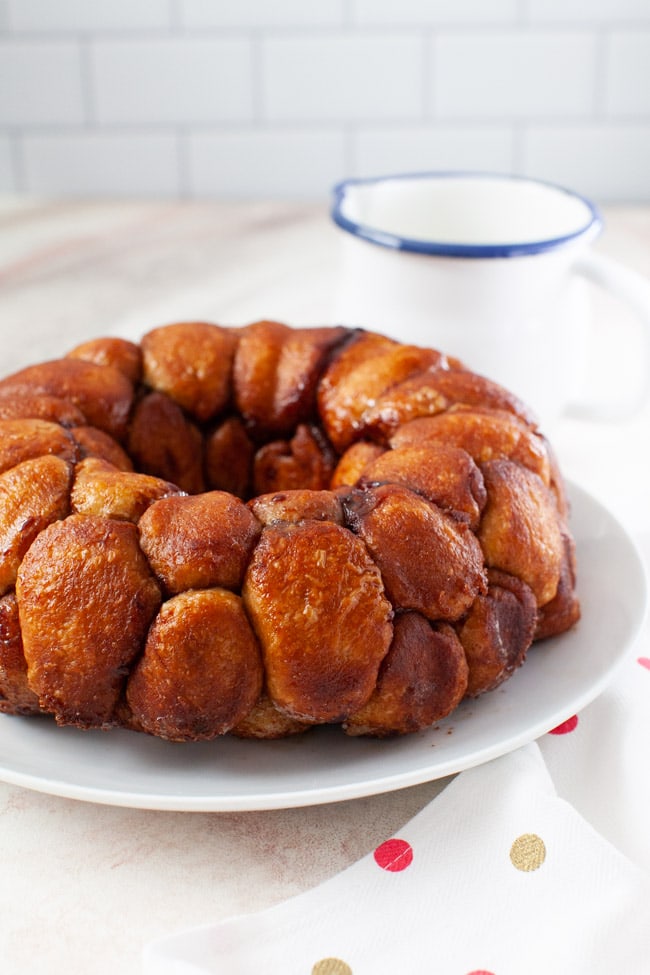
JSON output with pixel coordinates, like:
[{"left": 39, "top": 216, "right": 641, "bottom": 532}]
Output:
[
  {"left": 21, "top": 131, "right": 180, "bottom": 196},
  {"left": 434, "top": 31, "right": 597, "bottom": 119},
  {"left": 7, "top": 0, "right": 173, "bottom": 33},
  {"left": 188, "top": 128, "right": 346, "bottom": 199},
  {"left": 0, "top": 40, "right": 84, "bottom": 124},
  {"left": 180, "top": 0, "right": 345, "bottom": 29},
  {"left": 523, "top": 124, "right": 650, "bottom": 202},
  {"left": 0, "top": 6, "right": 648, "bottom": 202},
  {"left": 527, "top": 0, "right": 650, "bottom": 23},
  {"left": 0, "top": 134, "right": 15, "bottom": 190},
  {"left": 353, "top": 124, "right": 515, "bottom": 177},
  {"left": 262, "top": 34, "right": 424, "bottom": 122},
  {"left": 91, "top": 38, "right": 253, "bottom": 125},
  {"left": 353, "top": 0, "right": 518, "bottom": 26},
  {"left": 606, "top": 32, "right": 650, "bottom": 116}
]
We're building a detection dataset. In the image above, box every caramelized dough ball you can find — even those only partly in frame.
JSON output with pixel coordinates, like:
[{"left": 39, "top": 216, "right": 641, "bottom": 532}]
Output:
[
  {"left": 71, "top": 425, "right": 133, "bottom": 470},
  {"left": 360, "top": 443, "right": 487, "bottom": 530},
  {"left": 139, "top": 491, "right": 261, "bottom": 594},
  {"left": 0, "top": 418, "right": 77, "bottom": 474},
  {"left": 67, "top": 337, "right": 142, "bottom": 385},
  {"left": 141, "top": 321, "right": 238, "bottom": 422},
  {"left": 331, "top": 442, "right": 386, "bottom": 489},
  {"left": 0, "top": 359, "right": 133, "bottom": 441},
  {"left": 0, "top": 593, "right": 41, "bottom": 715},
  {"left": 359, "top": 368, "right": 450, "bottom": 441},
  {"left": 457, "top": 570, "right": 538, "bottom": 697},
  {"left": 430, "top": 369, "right": 537, "bottom": 425},
  {"left": 128, "top": 391, "right": 204, "bottom": 495},
  {"left": 253, "top": 424, "right": 336, "bottom": 495},
  {"left": 233, "top": 320, "right": 346, "bottom": 436},
  {"left": 126, "top": 588, "right": 263, "bottom": 742},
  {"left": 230, "top": 692, "right": 311, "bottom": 739},
  {"left": 205, "top": 416, "right": 254, "bottom": 498},
  {"left": 17, "top": 514, "right": 161, "bottom": 728},
  {"left": 248, "top": 489, "right": 343, "bottom": 527},
  {"left": 390, "top": 407, "right": 551, "bottom": 485},
  {"left": 0, "top": 389, "right": 86, "bottom": 427},
  {"left": 345, "top": 614, "right": 468, "bottom": 737},
  {"left": 0, "top": 455, "right": 72, "bottom": 596},
  {"left": 344, "top": 483, "right": 486, "bottom": 622},
  {"left": 72, "top": 458, "right": 183, "bottom": 522},
  {"left": 318, "top": 333, "right": 444, "bottom": 451},
  {"left": 535, "top": 532, "right": 581, "bottom": 640},
  {"left": 243, "top": 520, "right": 393, "bottom": 722},
  {"left": 478, "top": 459, "right": 563, "bottom": 607}
]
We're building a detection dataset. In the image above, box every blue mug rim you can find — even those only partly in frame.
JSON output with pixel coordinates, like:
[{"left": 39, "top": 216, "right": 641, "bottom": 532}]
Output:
[{"left": 330, "top": 171, "right": 602, "bottom": 259}]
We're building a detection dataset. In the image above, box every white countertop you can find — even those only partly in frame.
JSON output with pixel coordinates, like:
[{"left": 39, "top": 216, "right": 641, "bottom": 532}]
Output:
[{"left": 0, "top": 199, "right": 648, "bottom": 974}]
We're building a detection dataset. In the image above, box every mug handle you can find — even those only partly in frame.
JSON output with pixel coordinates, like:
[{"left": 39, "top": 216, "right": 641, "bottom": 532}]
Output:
[{"left": 570, "top": 251, "right": 650, "bottom": 421}]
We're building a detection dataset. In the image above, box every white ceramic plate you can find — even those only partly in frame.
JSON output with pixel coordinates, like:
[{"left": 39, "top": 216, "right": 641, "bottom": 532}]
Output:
[{"left": 0, "top": 482, "right": 646, "bottom": 811}]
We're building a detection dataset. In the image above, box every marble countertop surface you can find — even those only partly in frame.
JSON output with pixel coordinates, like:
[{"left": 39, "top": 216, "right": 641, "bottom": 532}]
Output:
[{"left": 0, "top": 198, "right": 648, "bottom": 974}]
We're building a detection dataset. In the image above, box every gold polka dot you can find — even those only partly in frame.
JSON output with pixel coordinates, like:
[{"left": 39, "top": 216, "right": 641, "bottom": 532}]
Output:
[
  {"left": 509, "top": 833, "right": 546, "bottom": 871},
  {"left": 312, "top": 959, "right": 353, "bottom": 975}
]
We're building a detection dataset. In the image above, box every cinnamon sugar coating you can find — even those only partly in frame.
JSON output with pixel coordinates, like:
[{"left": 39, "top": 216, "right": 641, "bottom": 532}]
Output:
[{"left": 0, "top": 321, "right": 580, "bottom": 740}]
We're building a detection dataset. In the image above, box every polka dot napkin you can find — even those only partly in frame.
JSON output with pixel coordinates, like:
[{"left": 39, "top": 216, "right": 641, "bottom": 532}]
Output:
[
  {"left": 145, "top": 535, "right": 650, "bottom": 975},
  {"left": 145, "top": 640, "right": 650, "bottom": 975}
]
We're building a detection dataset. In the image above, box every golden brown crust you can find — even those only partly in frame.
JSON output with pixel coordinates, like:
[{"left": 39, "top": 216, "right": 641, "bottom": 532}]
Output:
[
  {"left": 71, "top": 457, "right": 183, "bottom": 522},
  {"left": 457, "top": 569, "right": 538, "bottom": 697},
  {"left": 138, "top": 491, "right": 261, "bottom": 594},
  {"left": 0, "top": 455, "right": 73, "bottom": 596},
  {"left": 233, "top": 320, "right": 346, "bottom": 437},
  {"left": 0, "top": 389, "right": 87, "bottom": 426},
  {"left": 344, "top": 614, "right": 469, "bottom": 737},
  {"left": 126, "top": 588, "right": 263, "bottom": 741},
  {"left": 205, "top": 416, "right": 254, "bottom": 498},
  {"left": 0, "top": 321, "right": 580, "bottom": 741},
  {"left": 141, "top": 321, "right": 238, "bottom": 422},
  {"left": 359, "top": 443, "right": 487, "bottom": 529},
  {"left": 248, "top": 488, "right": 343, "bottom": 526},
  {"left": 478, "top": 459, "right": 563, "bottom": 607},
  {"left": 318, "top": 333, "right": 443, "bottom": 451},
  {"left": 330, "top": 442, "right": 386, "bottom": 489},
  {"left": 127, "top": 390, "right": 205, "bottom": 495},
  {"left": 390, "top": 407, "right": 551, "bottom": 485},
  {"left": 0, "top": 359, "right": 133, "bottom": 441},
  {"left": 252, "top": 423, "right": 336, "bottom": 495},
  {"left": 67, "top": 337, "right": 142, "bottom": 385},
  {"left": 17, "top": 514, "right": 161, "bottom": 728},
  {"left": 0, "top": 593, "right": 41, "bottom": 715},
  {"left": 243, "top": 520, "right": 393, "bottom": 722},
  {"left": 343, "top": 483, "right": 487, "bottom": 621},
  {"left": 71, "top": 425, "right": 134, "bottom": 471},
  {"left": 0, "top": 418, "right": 77, "bottom": 474},
  {"left": 230, "top": 692, "right": 311, "bottom": 739}
]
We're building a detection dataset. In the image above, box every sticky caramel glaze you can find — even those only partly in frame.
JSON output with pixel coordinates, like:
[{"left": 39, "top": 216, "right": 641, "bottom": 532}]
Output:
[
  {"left": 0, "top": 359, "right": 133, "bottom": 441},
  {"left": 456, "top": 570, "right": 538, "bottom": 697},
  {"left": 0, "top": 321, "right": 581, "bottom": 740},
  {"left": 343, "top": 483, "right": 486, "bottom": 622},
  {"left": 17, "top": 514, "right": 161, "bottom": 728},
  {"left": 243, "top": 520, "right": 393, "bottom": 723},
  {"left": 344, "top": 613, "right": 469, "bottom": 737},
  {"left": 0, "top": 593, "right": 41, "bottom": 715},
  {"left": 0, "top": 455, "right": 73, "bottom": 596},
  {"left": 126, "top": 588, "right": 263, "bottom": 742}
]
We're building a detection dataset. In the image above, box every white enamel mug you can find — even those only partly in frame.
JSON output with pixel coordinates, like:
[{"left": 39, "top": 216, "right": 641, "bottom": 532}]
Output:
[{"left": 331, "top": 172, "right": 650, "bottom": 423}]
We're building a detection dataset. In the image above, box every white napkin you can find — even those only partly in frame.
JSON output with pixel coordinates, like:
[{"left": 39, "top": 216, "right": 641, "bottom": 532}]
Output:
[{"left": 144, "top": 638, "right": 650, "bottom": 975}]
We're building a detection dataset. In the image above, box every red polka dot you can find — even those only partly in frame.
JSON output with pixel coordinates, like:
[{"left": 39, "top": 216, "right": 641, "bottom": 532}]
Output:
[
  {"left": 373, "top": 838, "right": 413, "bottom": 872},
  {"left": 549, "top": 714, "right": 578, "bottom": 735},
  {"left": 637, "top": 657, "right": 650, "bottom": 671}
]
